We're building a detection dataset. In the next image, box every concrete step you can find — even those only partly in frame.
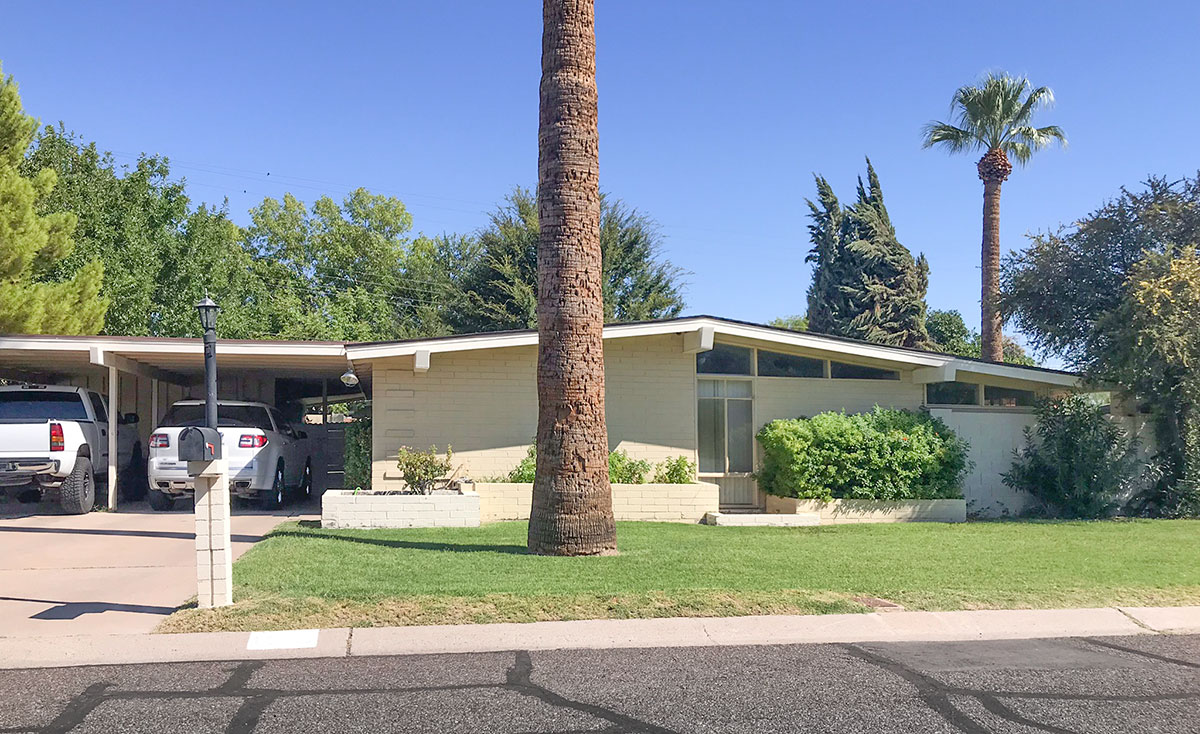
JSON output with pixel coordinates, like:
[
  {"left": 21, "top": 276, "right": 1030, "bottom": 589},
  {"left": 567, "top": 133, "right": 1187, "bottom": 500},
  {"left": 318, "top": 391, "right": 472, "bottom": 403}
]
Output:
[{"left": 702, "top": 511, "right": 820, "bottom": 526}]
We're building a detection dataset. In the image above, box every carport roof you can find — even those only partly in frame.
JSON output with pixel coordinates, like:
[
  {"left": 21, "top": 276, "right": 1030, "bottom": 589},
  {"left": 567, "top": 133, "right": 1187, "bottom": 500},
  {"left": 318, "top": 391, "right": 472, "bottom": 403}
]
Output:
[{"left": 0, "top": 333, "right": 358, "bottom": 389}]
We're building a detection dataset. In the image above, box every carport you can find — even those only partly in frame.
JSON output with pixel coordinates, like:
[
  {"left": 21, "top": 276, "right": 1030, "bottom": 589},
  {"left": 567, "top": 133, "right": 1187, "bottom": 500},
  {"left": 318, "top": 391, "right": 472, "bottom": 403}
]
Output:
[{"left": 0, "top": 334, "right": 372, "bottom": 507}]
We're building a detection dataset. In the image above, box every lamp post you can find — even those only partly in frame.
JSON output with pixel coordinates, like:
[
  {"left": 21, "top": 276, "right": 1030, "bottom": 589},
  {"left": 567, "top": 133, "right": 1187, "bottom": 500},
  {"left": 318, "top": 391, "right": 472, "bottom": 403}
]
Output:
[
  {"left": 196, "top": 297, "right": 219, "bottom": 430},
  {"left": 191, "top": 296, "right": 231, "bottom": 608}
]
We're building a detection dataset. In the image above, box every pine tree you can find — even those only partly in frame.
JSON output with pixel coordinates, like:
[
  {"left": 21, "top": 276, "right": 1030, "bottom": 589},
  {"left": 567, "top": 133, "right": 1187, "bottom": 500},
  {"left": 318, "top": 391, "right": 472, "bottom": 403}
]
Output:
[
  {"left": 805, "top": 159, "right": 932, "bottom": 348},
  {"left": 0, "top": 65, "right": 105, "bottom": 334}
]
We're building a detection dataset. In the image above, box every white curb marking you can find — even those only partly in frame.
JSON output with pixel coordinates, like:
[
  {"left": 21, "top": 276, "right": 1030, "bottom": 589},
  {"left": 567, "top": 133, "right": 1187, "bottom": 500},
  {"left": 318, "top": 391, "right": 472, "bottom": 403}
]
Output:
[{"left": 247, "top": 629, "right": 320, "bottom": 650}]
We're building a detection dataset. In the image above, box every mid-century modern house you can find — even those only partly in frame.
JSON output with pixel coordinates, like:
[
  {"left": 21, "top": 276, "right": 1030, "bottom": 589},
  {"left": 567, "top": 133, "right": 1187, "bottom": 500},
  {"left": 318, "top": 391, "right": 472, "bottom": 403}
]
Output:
[{"left": 0, "top": 316, "right": 1093, "bottom": 517}]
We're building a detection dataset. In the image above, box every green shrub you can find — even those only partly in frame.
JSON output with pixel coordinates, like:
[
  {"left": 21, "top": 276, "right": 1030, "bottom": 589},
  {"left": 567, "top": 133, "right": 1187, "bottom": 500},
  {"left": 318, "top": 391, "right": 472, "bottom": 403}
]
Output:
[
  {"left": 609, "top": 450, "right": 651, "bottom": 484},
  {"left": 506, "top": 445, "right": 537, "bottom": 483},
  {"left": 503, "top": 445, "right": 654, "bottom": 484},
  {"left": 756, "top": 407, "right": 970, "bottom": 501},
  {"left": 652, "top": 456, "right": 696, "bottom": 484},
  {"left": 343, "top": 416, "right": 372, "bottom": 491},
  {"left": 395, "top": 445, "right": 453, "bottom": 494},
  {"left": 1002, "top": 395, "right": 1152, "bottom": 518}
]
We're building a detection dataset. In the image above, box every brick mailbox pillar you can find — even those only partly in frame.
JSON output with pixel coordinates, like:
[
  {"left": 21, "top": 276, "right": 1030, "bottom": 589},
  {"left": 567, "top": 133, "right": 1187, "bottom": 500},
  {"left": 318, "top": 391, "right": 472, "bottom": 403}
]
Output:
[{"left": 190, "top": 459, "right": 232, "bottom": 608}]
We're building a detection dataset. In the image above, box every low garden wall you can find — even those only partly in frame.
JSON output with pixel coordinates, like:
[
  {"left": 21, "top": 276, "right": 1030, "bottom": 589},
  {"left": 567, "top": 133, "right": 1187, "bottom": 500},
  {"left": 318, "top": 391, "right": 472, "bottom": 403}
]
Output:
[
  {"left": 764, "top": 495, "right": 966, "bottom": 523},
  {"left": 322, "top": 490, "right": 481, "bottom": 529},
  {"left": 469, "top": 481, "right": 720, "bottom": 523}
]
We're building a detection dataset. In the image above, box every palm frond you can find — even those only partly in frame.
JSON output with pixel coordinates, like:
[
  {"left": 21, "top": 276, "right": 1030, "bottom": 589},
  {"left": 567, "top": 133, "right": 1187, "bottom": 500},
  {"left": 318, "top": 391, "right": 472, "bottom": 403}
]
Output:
[
  {"left": 921, "top": 122, "right": 978, "bottom": 152},
  {"left": 1010, "top": 85, "right": 1055, "bottom": 127}
]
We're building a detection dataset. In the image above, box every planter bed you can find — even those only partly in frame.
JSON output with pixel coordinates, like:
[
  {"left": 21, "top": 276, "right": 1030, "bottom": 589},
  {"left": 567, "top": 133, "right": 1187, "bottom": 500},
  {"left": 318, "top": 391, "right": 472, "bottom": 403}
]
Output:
[
  {"left": 322, "top": 489, "right": 481, "bottom": 529},
  {"left": 468, "top": 481, "right": 720, "bottom": 523},
  {"left": 764, "top": 496, "right": 966, "bottom": 524}
]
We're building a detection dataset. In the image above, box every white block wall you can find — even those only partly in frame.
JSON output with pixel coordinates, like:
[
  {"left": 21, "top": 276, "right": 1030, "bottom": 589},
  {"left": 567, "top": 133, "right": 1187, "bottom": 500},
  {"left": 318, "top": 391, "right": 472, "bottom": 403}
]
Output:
[
  {"left": 322, "top": 491, "right": 481, "bottom": 529},
  {"left": 474, "top": 482, "right": 720, "bottom": 523}
]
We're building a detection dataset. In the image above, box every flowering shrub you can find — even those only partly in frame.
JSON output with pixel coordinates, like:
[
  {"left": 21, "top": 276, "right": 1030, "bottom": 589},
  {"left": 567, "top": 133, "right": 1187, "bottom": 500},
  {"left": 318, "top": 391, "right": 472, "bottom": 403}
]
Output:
[{"left": 755, "top": 407, "right": 970, "bottom": 501}]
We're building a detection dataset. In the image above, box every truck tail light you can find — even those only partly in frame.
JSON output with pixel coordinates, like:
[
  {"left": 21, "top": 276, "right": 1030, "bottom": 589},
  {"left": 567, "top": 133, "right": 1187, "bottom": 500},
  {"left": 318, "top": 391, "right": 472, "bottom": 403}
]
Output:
[
  {"left": 239, "top": 434, "right": 268, "bottom": 448},
  {"left": 149, "top": 433, "right": 169, "bottom": 448},
  {"left": 50, "top": 423, "right": 64, "bottom": 451}
]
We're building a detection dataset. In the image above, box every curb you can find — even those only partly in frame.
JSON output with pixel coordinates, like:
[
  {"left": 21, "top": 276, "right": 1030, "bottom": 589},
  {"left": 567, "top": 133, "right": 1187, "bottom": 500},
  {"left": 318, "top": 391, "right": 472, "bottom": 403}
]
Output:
[{"left": 1, "top": 605, "right": 1197, "bottom": 669}]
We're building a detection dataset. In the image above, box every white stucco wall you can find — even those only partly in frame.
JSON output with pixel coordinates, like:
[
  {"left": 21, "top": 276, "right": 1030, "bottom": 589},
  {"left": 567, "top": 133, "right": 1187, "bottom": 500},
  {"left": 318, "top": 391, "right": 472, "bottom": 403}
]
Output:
[{"left": 928, "top": 407, "right": 1037, "bottom": 517}]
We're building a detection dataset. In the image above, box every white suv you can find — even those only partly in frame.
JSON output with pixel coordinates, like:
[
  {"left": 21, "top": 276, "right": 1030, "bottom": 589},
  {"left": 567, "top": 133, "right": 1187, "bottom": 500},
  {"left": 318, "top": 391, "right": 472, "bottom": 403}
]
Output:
[{"left": 146, "top": 400, "right": 312, "bottom": 510}]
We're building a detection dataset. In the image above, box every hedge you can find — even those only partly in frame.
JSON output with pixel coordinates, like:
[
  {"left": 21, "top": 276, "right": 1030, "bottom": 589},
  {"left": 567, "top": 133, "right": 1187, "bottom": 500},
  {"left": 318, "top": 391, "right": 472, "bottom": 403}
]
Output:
[{"left": 755, "top": 407, "right": 969, "bottom": 501}]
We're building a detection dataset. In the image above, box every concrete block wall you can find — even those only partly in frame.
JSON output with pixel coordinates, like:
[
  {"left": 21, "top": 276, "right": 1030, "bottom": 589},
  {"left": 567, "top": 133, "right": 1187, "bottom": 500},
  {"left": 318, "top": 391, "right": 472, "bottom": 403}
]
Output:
[
  {"left": 322, "top": 491, "right": 481, "bottom": 529},
  {"left": 765, "top": 495, "right": 967, "bottom": 523},
  {"left": 474, "top": 482, "right": 720, "bottom": 523},
  {"left": 371, "top": 335, "right": 698, "bottom": 491}
]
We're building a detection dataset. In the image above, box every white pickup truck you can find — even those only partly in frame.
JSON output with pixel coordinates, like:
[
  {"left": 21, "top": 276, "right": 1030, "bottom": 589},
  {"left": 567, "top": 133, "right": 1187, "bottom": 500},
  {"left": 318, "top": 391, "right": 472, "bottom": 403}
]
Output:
[{"left": 0, "top": 384, "right": 140, "bottom": 514}]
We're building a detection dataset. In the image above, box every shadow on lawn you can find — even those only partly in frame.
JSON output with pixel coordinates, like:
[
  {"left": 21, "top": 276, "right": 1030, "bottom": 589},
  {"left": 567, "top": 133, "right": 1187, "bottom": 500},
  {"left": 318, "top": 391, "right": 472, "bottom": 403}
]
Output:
[{"left": 275, "top": 526, "right": 528, "bottom": 555}]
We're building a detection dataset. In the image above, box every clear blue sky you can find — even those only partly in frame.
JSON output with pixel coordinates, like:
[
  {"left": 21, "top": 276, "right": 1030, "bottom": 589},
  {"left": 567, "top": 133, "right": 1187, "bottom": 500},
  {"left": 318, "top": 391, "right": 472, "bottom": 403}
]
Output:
[{"left": 3, "top": 1, "right": 1198, "bottom": 350}]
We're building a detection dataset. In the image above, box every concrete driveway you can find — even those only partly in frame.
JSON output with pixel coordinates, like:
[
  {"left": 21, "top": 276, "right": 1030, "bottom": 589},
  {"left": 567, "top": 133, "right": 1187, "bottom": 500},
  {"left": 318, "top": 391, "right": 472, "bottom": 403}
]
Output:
[{"left": 0, "top": 501, "right": 314, "bottom": 637}]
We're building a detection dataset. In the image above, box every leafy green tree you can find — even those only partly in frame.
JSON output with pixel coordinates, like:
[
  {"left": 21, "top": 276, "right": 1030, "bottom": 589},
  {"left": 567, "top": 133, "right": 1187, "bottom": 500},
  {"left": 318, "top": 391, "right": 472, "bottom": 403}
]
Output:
[
  {"left": 242, "top": 189, "right": 452, "bottom": 341},
  {"left": 1002, "top": 176, "right": 1199, "bottom": 364},
  {"left": 448, "top": 188, "right": 685, "bottom": 333},
  {"left": 0, "top": 67, "right": 106, "bottom": 334},
  {"left": 922, "top": 72, "right": 1065, "bottom": 361},
  {"left": 926, "top": 309, "right": 1035, "bottom": 365},
  {"left": 805, "top": 160, "right": 932, "bottom": 348},
  {"left": 1002, "top": 176, "right": 1200, "bottom": 515},
  {"left": 769, "top": 314, "right": 808, "bottom": 331},
  {"left": 1092, "top": 248, "right": 1200, "bottom": 515}
]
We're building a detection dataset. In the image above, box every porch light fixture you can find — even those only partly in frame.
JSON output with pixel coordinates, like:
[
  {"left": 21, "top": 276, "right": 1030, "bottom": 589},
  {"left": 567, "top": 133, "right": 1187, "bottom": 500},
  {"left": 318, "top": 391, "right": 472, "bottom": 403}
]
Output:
[{"left": 340, "top": 368, "right": 360, "bottom": 387}]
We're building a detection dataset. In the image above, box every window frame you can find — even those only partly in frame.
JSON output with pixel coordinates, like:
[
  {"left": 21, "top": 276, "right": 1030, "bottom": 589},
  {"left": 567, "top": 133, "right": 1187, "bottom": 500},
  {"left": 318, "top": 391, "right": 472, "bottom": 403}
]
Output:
[{"left": 696, "top": 377, "right": 755, "bottom": 475}]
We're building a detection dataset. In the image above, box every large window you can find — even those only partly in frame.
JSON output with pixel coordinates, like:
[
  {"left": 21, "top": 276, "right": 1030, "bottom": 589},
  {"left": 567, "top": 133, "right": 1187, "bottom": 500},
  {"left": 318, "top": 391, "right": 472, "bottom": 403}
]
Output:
[
  {"left": 830, "top": 361, "right": 900, "bottom": 380},
  {"left": 926, "top": 381, "right": 979, "bottom": 406},
  {"left": 984, "top": 386, "right": 1037, "bottom": 407},
  {"left": 0, "top": 391, "right": 89, "bottom": 421},
  {"left": 758, "top": 350, "right": 824, "bottom": 378},
  {"left": 697, "top": 343, "right": 752, "bottom": 375},
  {"left": 698, "top": 379, "right": 754, "bottom": 473}
]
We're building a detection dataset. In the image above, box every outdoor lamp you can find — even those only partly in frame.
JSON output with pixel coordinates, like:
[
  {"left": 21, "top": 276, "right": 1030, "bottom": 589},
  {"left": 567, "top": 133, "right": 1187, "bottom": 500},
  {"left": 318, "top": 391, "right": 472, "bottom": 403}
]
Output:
[
  {"left": 196, "top": 296, "right": 219, "bottom": 332},
  {"left": 341, "top": 368, "right": 360, "bottom": 387}
]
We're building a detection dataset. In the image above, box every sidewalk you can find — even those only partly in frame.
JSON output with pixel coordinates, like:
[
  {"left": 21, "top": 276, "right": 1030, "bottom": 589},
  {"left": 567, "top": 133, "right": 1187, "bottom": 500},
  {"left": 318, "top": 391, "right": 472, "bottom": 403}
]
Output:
[{"left": 2, "top": 605, "right": 1197, "bottom": 669}]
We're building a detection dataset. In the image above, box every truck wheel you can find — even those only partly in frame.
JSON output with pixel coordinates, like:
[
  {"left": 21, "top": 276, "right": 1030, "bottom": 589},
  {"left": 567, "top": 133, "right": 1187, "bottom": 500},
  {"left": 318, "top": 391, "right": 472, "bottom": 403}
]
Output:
[
  {"left": 60, "top": 457, "right": 95, "bottom": 515},
  {"left": 259, "top": 464, "right": 285, "bottom": 510},
  {"left": 147, "top": 488, "right": 175, "bottom": 512}
]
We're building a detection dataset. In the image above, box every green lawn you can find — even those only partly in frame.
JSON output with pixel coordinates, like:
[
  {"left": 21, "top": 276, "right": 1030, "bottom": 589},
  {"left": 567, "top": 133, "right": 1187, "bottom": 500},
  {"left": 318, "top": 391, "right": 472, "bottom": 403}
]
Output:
[{"left": 160, "top": 519, "right": 1200, "bottom": 632}]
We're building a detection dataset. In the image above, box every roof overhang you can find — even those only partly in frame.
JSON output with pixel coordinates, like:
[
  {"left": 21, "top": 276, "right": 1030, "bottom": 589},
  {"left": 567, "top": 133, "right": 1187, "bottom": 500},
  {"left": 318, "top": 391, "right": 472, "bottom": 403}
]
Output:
[{"left": 344, "top": 316, "right": 1081, "bottom": 389}]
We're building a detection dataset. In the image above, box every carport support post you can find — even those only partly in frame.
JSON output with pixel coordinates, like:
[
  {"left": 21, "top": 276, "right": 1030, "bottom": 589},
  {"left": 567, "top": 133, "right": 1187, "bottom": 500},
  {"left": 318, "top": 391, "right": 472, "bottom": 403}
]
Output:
[
  {"left": 107, "top": 365, "right": 118, "bottom": 511},
  {"left": 191, "top": 459, "right": 232, "bottom": 608}
]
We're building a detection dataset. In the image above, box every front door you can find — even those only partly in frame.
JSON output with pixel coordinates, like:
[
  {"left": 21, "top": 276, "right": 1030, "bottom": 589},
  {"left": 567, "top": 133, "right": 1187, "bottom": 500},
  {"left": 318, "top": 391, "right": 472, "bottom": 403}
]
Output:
[{"left": 697, "top": 378, "right": 758, "bottom": 509}]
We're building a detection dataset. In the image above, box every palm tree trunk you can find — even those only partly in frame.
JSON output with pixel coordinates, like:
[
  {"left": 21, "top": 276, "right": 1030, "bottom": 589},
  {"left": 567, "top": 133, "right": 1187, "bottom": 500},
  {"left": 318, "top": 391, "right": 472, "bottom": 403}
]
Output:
[
  {"left": 980, "top": 177, "right": 1004, "bottom": 362},
  {"left": 528, "top": 0, "right": 616, "bottom": 556}
]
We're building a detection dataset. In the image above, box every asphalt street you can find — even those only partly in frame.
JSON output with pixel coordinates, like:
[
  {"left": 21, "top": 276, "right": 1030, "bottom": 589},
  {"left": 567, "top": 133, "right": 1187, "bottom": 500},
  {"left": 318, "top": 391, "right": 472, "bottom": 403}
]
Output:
[{"left": 1, "top": 634, "right": 1196, "bottom": 733}]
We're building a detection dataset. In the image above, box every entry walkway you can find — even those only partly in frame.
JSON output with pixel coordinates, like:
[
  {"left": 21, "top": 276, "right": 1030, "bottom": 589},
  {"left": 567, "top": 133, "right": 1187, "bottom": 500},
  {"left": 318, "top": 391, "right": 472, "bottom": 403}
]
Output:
[{"left": 0, "top": 501, "right": 313, "bottom": 636}]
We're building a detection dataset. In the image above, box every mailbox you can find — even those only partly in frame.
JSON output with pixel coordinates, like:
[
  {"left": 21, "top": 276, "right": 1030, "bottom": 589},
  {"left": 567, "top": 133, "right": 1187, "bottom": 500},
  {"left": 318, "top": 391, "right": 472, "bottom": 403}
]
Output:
[{"left": 179, "top": 426, "right": 222, "bottom": 462}]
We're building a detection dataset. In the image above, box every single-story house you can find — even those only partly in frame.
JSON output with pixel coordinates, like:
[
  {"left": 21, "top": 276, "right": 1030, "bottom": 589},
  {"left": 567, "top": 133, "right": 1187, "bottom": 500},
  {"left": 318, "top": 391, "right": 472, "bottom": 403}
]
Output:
[
  {"left": 343, "top": 316, "right": 1082, "bottom": 518},
  {"left": 0, "top": 315, "right": 1096, "bottom": 517}
]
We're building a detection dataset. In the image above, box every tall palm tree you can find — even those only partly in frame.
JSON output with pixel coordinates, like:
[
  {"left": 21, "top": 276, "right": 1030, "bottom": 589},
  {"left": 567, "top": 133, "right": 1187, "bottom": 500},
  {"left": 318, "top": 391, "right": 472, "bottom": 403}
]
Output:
[
  {"left": 528, "top": 0, "right": 616, "bottom": 556},
  {"left": 922, "top": 73, "right": 1065, "bottom": 362}
]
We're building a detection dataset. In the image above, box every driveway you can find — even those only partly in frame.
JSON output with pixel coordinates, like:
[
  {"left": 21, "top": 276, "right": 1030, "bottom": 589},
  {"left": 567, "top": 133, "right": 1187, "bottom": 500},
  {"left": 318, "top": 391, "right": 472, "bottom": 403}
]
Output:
[{"left": 0, "top": 501, "right": 314, "bottom": 637}]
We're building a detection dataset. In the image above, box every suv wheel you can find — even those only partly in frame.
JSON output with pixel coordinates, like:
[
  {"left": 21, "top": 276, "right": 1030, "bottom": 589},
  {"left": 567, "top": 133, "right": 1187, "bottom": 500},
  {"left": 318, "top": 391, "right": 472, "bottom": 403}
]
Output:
[
  {"left": 298, "top": 461, "right": 313, "bottom": 500},
  {"left": 60, "top": 457, "right": 95, "bottom": 515},
  {"left": 259, "top": 464, "right": 286, "bottom": 510}
]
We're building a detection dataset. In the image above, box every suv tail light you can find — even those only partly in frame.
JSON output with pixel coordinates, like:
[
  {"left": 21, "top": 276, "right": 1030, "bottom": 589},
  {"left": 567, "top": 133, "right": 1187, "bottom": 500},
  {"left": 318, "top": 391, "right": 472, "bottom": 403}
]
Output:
[
  {"left": 239, "top": 434, "right": 268, "bottom": 448},
  {"left": 149, "top": 433, "right": 169, "bottom": 448},
  {"left": 50, "top": 423, "right": 64, "bottom": 451}
]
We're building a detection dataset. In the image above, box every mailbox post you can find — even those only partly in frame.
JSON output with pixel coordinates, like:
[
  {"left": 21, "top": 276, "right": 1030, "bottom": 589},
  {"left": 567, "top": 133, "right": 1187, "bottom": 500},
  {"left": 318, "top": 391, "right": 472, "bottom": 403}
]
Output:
[{"left": 190, "top": 297, "right": 232, "bottom": 608}]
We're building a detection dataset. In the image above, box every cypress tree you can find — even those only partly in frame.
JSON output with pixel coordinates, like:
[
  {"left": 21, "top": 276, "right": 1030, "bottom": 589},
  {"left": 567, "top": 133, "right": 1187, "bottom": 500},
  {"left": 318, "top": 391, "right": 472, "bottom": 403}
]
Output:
[
  {"left": 805, "top": 159, "right": 932, "bottom": 348},
  {"left": 0, "top": 65, "right": 106, "bottom": 335}
]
